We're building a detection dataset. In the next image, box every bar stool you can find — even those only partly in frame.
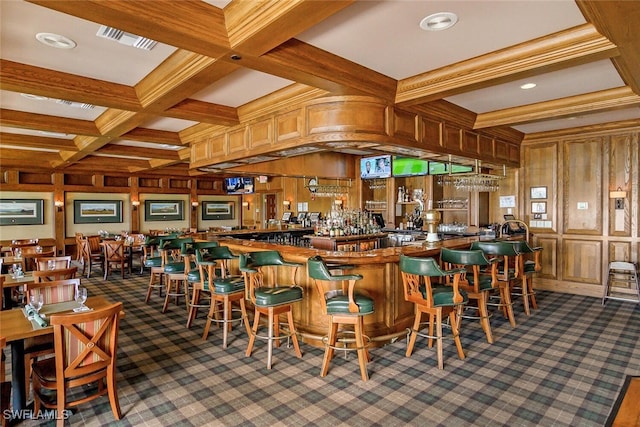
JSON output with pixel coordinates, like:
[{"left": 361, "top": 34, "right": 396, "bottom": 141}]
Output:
[
  {"left": 240, "top": 251, "right": 303, "bottom": 369},
  {"left": 603, "top": 261, "right": 640, "bottom": 305},
  {"left": 505, "top": 240, "right": 543, "bottom": 315},
  {"left": 399, "top": 254, "right": 468, "bottom": 369},
  {"left": 161, "top": 238, "right": 194, "bottom": 312},
  {"left": 470, "top": 241, "right": 520, "bottom": 327},
  {"left": 143, "top": 236, "right": 163, "bottom": 303},
  {"left": 307, "top": 256, "right": 374, "bottom": 381},
  {"left": 200, "top": 246, "right": 250, "bottom": 348},
  {"left": 440, "top": 247, "right": 499, "bottom": 344},
  {"left": 185, "top": 241, "right": 219, "bottom": 328}
]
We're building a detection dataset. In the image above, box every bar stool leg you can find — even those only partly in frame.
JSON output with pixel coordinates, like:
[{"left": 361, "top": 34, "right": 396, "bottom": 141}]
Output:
[
  {"left": 267, "top": 309, "right": 274, "bottom": 369},
  {"left": 321, "top": 322, "right": 338, "bottom": 377},
  {"left": 355, "top": 317, "right": 369, "bottom": 381},
  {"left": 246, "top": 311, "right": 260, "bottom": 357}
]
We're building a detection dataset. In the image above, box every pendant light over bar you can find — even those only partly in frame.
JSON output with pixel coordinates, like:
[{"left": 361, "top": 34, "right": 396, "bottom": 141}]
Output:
[{"left": 436, "top": 157, "right": 505, "bottom": 192}]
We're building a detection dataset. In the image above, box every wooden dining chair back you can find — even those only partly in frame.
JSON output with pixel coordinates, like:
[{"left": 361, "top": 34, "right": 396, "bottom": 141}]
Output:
[
  {"left": 399, "top": 255, "right": 468, "bottom": 369},
  {"left": 103, "top": 240, "right": 130, "bottom": 280},
  {"left": 470, "top": 241, "right": 521, "bottom": 327},
  {"left": 10, "top": 239, "right": 38, "bottom": 255},
  {"left": 440, "top": 248, "right": 499, "bottom": 344},
  {"left": 79, "top": 238, "right": 103, "bottom": 279},
  {"left": 35, "top": 256, "right": 72, "bottom": 271},
  {"left": 240, "top": 251, "right": 303, "bottom": 369},
  {"left": 33, "top": 266, "right": 78, "bottom": 283},
  {"left": 32, "top": 302, "right": 124, "bottom": 426}
]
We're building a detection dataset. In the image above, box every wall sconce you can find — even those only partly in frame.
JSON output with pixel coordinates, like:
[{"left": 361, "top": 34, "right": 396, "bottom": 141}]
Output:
[
  {"left": 191, "top": 200, "right": 199, "bottom": 211},
  {"left": 334, "top": 199, "right": 343, "bottom": 207},
  {"left": 132, "top": 200, "right": 140, "bottom": 211},
  {"left": 283, "top": 200, "right": 291, "bottom": 210},
  {"left": 54, "top": 200, "right": 64, "bottom": 212},
  {"left": 610, "top": 187, "right": 627, "bottom": 210},
  {"left": 242, "top": 201, "right": 250, "bottom": 210}
]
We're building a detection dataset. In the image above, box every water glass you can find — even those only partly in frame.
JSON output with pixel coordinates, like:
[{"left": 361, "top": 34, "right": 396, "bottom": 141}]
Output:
[
  {"left": 47, "top": 260, "right": 56, "bottom": 270},
  {"left": 30, "top": 294, "right": 44, "bottom": 314},
  {"left": 75, "top": 287, "right": 88, "bottom": 310}
]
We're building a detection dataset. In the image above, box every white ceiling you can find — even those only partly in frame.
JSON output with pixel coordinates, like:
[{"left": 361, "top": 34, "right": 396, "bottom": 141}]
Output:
[{"left": 1, "top": 0, "right": 639, "bottom": 172}]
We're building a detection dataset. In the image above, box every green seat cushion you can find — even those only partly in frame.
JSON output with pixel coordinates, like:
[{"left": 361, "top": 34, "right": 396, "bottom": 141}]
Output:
[
  {"left": 498, "top": 268, "right": 517, "bottom": 280},
  {"left": 466, "top": 274, "right": 494, "bottom": 291},
  {"left": 186, "top": 270, "right": 201, "bottom": 283},
  {"left": 144, "top": 256, "right": 162, "bottom": 267},
  {"left": 524, "top": 260, "right": 536, "bottom": 273},
  {"left": 203, "top": 276, "right": 245, "bottom": 294},
  {"left": 421, "top": 286, "right": 468, "bottom": 306},
  {"left": 326, "top": 293, "right": 374, "bottom": 315},
  {"left": 254, "top": 286, "right": 302, "bottom": 307}
]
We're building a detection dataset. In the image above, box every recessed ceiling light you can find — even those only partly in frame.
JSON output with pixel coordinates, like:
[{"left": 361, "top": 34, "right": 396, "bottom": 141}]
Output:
[
  {"left": 21, "top": 93, "right": 49, "bottom": 101},
  {"left": 520, "top": 83, "right": 537, "bottom": 90},
  {"left": 420, "top": 12, "right": 458, "bottom": 31},
  {"left": 35, "top": 32, "right": 77, "bottom": 49}
]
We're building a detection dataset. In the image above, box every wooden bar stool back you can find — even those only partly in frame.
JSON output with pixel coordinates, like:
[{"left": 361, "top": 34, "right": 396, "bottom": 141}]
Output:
[
  {"left": 307, "top": 256, "right": 374, "bottom": 381},
  {"left": 399, "top": 255, "right": 468, "bottom": 369}
]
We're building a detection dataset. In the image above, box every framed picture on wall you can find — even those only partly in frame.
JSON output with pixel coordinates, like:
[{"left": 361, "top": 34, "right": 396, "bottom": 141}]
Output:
[
  {"left": 144, "top": 200, "right": 184, "bottom": 221},
  {"left": 530, "top": 186, "right": 547, "bottom": 199},
  {"left": 74, "top": 200, "right": 122, "bottom": 224},
  {"left": 531, "top": 202, "right": 547, "bottom": 214},
  {"left": 0, "top": 199, "right": 44, "bottom": 225},
  {"left": 202, "top": 201, "right": 234, "bottom": 220}
]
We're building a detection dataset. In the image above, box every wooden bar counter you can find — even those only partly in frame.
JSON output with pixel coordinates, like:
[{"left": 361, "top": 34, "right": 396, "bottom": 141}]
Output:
[{"left": 213, "top": 236, "right": 479, "bottom": 347}]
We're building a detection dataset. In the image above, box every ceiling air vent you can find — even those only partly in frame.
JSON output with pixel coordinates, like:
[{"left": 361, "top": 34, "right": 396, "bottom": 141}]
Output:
[
  {"left": 96, "top": 25, "right": 157, "bottom": 51},
  {"left": 56, "top": 99, "right": 95, "bottom": 109}
]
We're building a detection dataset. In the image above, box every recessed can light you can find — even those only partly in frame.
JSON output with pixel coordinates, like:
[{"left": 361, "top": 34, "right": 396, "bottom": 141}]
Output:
[
  {"left": 520, "top": 83, "right": 537, "bottom": 90},
  {"left": 21, "top": 93, "right": 49, "bottom": 101},
  {"left": 35, "top": 32, "right": 77, "bottom": 49},
  {"left": 420, "top": 12, "right": 458, "bottom": 31}
]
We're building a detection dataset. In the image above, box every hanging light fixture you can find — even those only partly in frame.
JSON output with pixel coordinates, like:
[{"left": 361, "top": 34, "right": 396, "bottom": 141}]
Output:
[{"left": 437, "top": 157, "right": 505, "bottom": 192}]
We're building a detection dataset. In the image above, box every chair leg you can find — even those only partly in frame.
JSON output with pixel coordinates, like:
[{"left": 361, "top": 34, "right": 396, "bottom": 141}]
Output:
[
  {"left": 186, "top": 288, "right": 199, "bottom": 328},
  {"left": 450, "top": 306, "right": 465, "bottom": 362},
  {"left": 477, "top": 293, "right": 493, "bottom": 344},
  {"left": 355, "top": 316, "right": 369, "bottom": 381},
  {"left": 239, "top": 298, "right": 251, "bottom": 338},
  {"left": 287, "top": 309, "right": 302, "bottom": 359},
  {"left": 106, "top": 369, "right": 122, "bottom": 421},
  {"left": 499, "top": 284, "right": 517, "bottom": 327},
  {"left": 267, "top": 309, "right": 274, "bottom": 369},
  {"left": 527, "top": 275, "right": 538, "bottom": 309},
  {"left": 222, "top": 296, "right": 231, "bottom": 349},
  {"left": 520, "top": 277, "right": 531, "bottom": 316},
  {"left": 435, "top": 309, "right": 444, "bottom": 370},
  {"left": 406, "top": 307, "right": 422, "bottom": 357},
  {"left": 427, "top": 313, "right": 435, "bottom": 348},
  {"left": 321, "top": 321, "right": 339, "bottom": 377},
  {"left": 245, "top": 310, "right": 260, "bottom": 357}
]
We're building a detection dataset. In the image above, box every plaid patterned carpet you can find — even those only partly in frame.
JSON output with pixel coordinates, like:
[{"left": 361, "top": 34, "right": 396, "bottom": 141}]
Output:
[{"left": 8, "top": 266, "right": 640, "bottom": 427}]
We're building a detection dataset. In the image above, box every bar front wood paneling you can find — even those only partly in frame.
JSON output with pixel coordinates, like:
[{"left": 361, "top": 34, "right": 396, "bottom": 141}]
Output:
[{"left": 217, "top": 237, "right": 477, "bottom": 348}]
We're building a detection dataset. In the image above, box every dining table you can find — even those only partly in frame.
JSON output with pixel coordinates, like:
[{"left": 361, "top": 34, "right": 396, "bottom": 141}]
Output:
[
  {"left": 0, "top": 295, "right": 121, "bottom": 412},
  {"left": 1, "top": 272, "right": 34, "bottom": 310}
]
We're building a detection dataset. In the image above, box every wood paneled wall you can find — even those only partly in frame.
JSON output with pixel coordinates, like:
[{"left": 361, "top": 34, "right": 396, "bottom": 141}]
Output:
[{"left": 521, "top": 126, "right": 639, "bottom": 297}]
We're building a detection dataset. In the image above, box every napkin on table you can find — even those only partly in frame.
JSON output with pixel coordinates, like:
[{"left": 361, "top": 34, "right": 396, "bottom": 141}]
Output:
[{"left": 25, "top": 304, "right": 48, "bottom": 327}]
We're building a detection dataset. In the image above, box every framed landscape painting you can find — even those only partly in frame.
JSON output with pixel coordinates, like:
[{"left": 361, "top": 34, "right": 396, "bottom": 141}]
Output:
[
  {"left": 0, "top": 199, "right": 44, "bottom": 225},
  {"left": 145, "top": 200, "right": 184, "bottom": 221},
  {"left": 74, "top": 200, "right": 123, "bottom": 224},
  {"left": 202, "top": 201, "right": 234, "bottom": 220}
]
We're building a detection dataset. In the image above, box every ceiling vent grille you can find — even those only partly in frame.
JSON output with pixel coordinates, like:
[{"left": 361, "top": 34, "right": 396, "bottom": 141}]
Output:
[
  {"left": 56, "top": 99, "right": 95, "bottom": 109},
  {"left": 96, "top": 25, "right": 157, "bottom": 51}
]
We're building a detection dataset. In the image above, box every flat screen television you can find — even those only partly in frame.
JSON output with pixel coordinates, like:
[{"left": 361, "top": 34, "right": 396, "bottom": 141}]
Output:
[
  {"left": 224, "top": 177, "right": 254, "bottom": 194},
  {"left": 428, "top": 161, "right": 473, "bottom": 175},
  {"left": 392, "top": 156, "right": 429, "bottom": 177},
  {"left": 360, "top": 155, "right": 391, "bottom": 179}
]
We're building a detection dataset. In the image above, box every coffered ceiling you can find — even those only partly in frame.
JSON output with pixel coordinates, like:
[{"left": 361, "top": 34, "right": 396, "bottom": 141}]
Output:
[{"left": 1, "top": 0, "right": 639, "bottom": 177}]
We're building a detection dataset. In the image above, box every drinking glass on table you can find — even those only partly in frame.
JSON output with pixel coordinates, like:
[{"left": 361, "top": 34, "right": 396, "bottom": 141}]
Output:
[
  {"left": 75, "top": 287, "right": 88, "bottom": 311},
  {"left": 47, "top": 260, "right": 56, "bottom": 270},
  {"left": 30, "top": 294, "right": 44, "bottom": 314}
]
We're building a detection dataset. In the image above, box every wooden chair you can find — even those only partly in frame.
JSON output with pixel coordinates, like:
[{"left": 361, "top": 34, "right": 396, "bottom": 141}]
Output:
[
  {"left": 470, "top": 241, "right": 521, "bottom": 327},
  {"left": 240, "top": 251, "right": 303, "bottom": 369},
  {"left": 10, "top": 238, "right": 38, "bottom": 256},
  {"left": 505, "top": 240, "right": 543, "bottom": 315},
  {"left": 103, "top": 240, "right": 131, "bottom": 280},
  {"left": 185, "top": 241, "right": 219, "bottom": 328},
  {"left": 24, "top": 278, "right": 80, "bottom": 403},
  {"left": 32, "top": 302, "right": 123, "bottom": 427},
  {"left": 200, "top": 246, "right": 250, "bottom": 348},
  {"left": 307, "top": 256, "right": 374, "bottom": 381},
  {"left": 20, "top": 245, "right": 55, "bottom": 271},
  {"left": 1, "top": 336, "right": 10, "bottom": 427},
  {"left": 159, "top": 238, "right": 194, "bottom": 312},
  {"left": 79, "top": 238, "right": 103, "bottom": 278},
  {"left": 399, "top": 255, "right": 468, "bottom": 369},
  {"left": 35, "top": 256, "right": 72, "bottom": 271},
  {"left": 440, "top": 248, "right": 499, "bottom": 344},
  {"left": 33, "top": 266, "right": 78, "bottom": 282},
  {"left": 74, "top": 232, "right": 84, "bottom": 261}
]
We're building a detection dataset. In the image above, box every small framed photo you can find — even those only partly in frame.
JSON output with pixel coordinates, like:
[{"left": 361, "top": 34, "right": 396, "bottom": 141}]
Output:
[
  {"left": 202, "top": 201, "right": 234, "bottom": 220},
  {"left": 531, "top": 202, "right": 547, "bottom": 214},
  {"left": 530, "top": 186, "right": 547, "bottom": 199}
]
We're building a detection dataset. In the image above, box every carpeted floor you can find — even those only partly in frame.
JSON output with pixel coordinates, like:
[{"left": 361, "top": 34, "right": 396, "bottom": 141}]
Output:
[{"left": 6, "top": 266, "right": 640, "bottom": 426}]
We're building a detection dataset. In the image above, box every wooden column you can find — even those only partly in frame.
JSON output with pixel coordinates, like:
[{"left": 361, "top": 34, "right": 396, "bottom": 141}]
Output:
[
  {"left": 130, "top": 177, "right": 140, "bottom": 233},
  {"left": 53, "top": 173, "right": 65, "bottom": 255}
]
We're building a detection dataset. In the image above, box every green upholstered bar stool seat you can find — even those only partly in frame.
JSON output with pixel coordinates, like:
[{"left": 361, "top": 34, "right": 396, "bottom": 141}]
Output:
[
  {"left": 441, "top": 248, "right": 499, "bottom": 344},
  {"left": 307, "top": 255, "right": 374, "bottom": 381},
  {"left": 470, "top": 241, "right": 521, "bottom": 326},
  {"left": 199, "top": 246, "right": 250, "bottom": 348},
  {"left": 240, "top": 251, "right": 303, "bottom": 369},
  {"left": 399, "top": 254, "right": 468, "bottom": 370}
]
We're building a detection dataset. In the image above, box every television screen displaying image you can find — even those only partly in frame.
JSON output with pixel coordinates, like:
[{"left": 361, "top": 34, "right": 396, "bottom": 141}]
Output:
[
  {"left": 360, "top": 155, "right": 391, "bottom": 179},
  {"left": 224, "top": 177, "right": 255, "bottom": 194},
  {"left": 392, "top": 156, "right": 429, "bottom": 177},
  {"left": 428, "top": 161, "right": 473, "bottom": 175}
]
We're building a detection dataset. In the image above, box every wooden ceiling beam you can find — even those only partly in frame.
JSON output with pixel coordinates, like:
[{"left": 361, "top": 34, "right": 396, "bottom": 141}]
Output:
[
  {"left": 577, "top": 1, "right": 640, "bottom": 95},
  {"left": 97, "top": 145, "right": 180, "bottom": 161},
  {"left": 120, "top": 128, "right": 183, "bottom": 145},
  {"left": 163, "top": 99, "right": 239, "bottom": 127},
  {"left": 0, "top": 132, "right": 77, "bottom": 151},
  {"left": 396, "top": 24, "right": 619, "bottom": 106},
  {"left": 26, "top": 0, "right": 230, "bottom": 57},
  {"left": 0, "top": 109, "right": 100, "bottom": 136},
  {"left": 473, "top": 86, "right": 640, "bottom": 129},
  {"left": 0, "top": 60, "right": 141, "bottom": 111}
]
